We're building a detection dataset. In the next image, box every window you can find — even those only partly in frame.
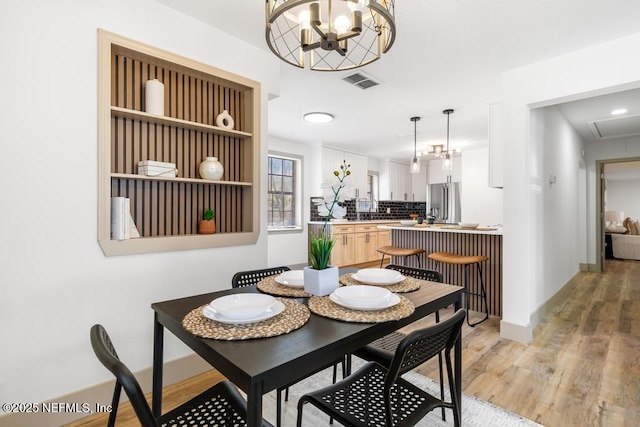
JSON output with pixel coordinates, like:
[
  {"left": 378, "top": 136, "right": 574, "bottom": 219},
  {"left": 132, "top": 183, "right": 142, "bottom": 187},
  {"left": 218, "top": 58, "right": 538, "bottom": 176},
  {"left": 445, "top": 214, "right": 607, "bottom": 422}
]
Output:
[{"left": 268, "top": 154, "right": 301, "bottom": 230}]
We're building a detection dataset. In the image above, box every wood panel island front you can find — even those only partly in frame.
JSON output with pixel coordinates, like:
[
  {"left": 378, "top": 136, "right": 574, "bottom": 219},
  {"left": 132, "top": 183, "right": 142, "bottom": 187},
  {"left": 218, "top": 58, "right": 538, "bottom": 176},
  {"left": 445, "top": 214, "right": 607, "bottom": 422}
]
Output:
[{"left": 378, "top": 224, "right": 503, "bottom": 317}]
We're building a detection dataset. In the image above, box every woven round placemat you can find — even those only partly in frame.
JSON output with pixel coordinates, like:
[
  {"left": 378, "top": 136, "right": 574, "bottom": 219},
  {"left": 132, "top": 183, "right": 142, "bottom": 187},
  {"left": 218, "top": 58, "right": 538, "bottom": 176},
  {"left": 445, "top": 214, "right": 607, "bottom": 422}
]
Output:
[
  {"left": 339, "top": 273, "right": 421, "bottom": 293},
  {"left": 257, "top": 275, "right": 311, "bottom": 298},
  {"left": 307, "top": 295, "right": 414, "bottom": 323},
  {"left": 182, "top": 298, "right": 310, "bottom": 340}
]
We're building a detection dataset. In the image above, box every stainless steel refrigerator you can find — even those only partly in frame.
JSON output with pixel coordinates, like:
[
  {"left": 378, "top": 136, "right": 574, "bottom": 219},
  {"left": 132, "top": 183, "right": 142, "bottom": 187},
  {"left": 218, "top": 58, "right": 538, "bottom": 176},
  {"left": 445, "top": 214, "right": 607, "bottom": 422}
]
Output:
[{"left": 428, "top": 182, "right": 461, "bottom": 223}]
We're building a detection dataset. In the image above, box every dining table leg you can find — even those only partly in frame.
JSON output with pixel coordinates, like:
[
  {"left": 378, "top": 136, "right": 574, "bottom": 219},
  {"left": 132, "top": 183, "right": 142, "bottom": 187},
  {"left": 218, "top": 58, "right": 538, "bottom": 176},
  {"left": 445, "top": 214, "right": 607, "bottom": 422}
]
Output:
[
  {"left": 247, "top": 380, "right": 263, "bottom": 427},
  {"left": 152, "top": 313, "right": 164, "bottom": 418}
]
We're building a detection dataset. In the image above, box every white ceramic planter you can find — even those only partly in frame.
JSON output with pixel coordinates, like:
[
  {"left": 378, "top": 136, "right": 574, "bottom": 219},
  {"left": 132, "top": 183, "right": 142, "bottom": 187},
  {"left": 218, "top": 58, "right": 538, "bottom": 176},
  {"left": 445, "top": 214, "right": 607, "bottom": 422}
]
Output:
[{"left": 303, "top": 265, "right": 339, "bottom": 296}]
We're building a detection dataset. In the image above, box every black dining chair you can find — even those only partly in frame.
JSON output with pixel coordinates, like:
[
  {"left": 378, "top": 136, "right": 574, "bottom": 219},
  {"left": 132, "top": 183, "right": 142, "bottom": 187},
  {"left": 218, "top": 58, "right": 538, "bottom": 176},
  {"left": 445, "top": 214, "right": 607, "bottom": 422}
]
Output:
[
  {"left": 231, "top": 266, "right": 292, "bottom": 288},
  {"left": 90, "top": 324, "right": 273, "bottom": 427},
  {"left": 353, "top": 264, "right": 448, "bottom": 420},
  {"left": 296, "top": 309, "right": 466, "bottom": 427},
  {"left": 232, "top": 266, "right": 345, "bottom": 427}
]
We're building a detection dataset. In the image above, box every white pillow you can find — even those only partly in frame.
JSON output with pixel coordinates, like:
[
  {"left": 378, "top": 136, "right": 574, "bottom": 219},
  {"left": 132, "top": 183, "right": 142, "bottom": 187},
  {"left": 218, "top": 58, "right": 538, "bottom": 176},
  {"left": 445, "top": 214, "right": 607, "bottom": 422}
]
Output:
[{"left": 606, "top": 224, "right": 627, "bottom": 234}]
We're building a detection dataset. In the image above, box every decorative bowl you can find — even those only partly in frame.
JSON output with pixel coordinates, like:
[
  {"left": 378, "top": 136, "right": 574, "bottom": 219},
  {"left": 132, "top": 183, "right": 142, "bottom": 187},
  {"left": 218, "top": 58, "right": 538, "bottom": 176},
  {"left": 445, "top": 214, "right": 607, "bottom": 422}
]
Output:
[
  {"left": 400, "top": 220, "right": 417, "bottom": 226},
  {"left": 458, "top": 222, "right": 480, "bottom": 229}
]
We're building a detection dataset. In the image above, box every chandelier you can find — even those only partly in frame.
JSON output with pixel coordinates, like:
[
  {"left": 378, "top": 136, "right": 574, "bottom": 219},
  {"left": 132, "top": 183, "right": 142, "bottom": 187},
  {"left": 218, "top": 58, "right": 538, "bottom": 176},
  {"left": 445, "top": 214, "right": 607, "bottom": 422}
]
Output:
[{"left": 265, "top": 0, "right": 396, "bottom": 71}]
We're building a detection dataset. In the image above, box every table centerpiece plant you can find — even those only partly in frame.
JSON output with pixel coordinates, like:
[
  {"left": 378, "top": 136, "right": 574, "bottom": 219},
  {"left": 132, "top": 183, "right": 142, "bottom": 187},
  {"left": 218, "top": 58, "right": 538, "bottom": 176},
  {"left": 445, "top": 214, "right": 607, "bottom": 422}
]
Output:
[{"left": 304, "top": 160, "right": 351, "bottom": 296}]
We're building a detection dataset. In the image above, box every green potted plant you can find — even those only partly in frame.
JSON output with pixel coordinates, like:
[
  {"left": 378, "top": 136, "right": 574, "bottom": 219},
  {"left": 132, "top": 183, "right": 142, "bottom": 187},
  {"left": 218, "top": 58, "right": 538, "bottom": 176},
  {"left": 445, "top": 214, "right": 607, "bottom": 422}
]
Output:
[
  {"left": 198, "top": 209, "right": 216, "bottom": 234},
  {"left": 304, "top": 160, "right": 350, "bottom": 295}
]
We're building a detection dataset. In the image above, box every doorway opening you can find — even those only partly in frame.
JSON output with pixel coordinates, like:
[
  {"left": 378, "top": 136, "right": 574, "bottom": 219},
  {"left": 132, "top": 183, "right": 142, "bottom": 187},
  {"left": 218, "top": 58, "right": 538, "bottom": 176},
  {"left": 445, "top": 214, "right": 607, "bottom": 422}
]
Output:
[{"left": 597, "top": 158, "right": 640, "bottom": 271}]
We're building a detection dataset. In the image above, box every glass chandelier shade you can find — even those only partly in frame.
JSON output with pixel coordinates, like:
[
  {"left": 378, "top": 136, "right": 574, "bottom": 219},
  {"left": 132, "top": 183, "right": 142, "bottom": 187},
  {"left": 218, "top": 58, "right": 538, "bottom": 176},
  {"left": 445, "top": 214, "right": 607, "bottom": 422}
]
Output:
[{"left": 266, "top": 0, "right": 396, "bottom": 71}]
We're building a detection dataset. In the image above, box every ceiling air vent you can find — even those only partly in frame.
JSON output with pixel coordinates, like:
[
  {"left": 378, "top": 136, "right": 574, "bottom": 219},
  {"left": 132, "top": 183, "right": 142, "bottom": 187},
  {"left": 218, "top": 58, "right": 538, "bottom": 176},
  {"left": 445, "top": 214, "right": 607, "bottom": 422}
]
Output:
[
  {"left": 588, "top": 114, "right": 640, "bottom": 139},
  {"left": 342, "top": 72, "right": 381, "bottom": 90}
]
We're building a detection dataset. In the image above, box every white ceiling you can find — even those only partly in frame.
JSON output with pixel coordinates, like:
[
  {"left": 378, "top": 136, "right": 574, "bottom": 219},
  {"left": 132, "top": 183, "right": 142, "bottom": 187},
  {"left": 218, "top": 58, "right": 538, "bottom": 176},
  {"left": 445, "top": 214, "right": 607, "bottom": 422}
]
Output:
[{"left": 158, "top": 0, "right": 640, "bottom": 161}]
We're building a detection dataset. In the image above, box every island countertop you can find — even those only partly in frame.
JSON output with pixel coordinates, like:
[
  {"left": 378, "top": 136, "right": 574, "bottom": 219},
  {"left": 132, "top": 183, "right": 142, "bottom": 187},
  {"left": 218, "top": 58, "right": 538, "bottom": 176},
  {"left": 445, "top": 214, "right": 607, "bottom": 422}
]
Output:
[{"left": 378, "top": 224, "right": 503, "bottom": 235}]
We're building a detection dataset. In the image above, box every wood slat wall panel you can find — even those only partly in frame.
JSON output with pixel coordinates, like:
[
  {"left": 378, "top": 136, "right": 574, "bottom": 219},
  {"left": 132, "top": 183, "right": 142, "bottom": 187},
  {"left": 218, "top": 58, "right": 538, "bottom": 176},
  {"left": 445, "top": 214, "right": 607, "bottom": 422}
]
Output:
[
  {"left": 392, "top": 230, "right": 503, "bottom": 316},
  {"left": 110, "top": 51, "right": 246, "bottom": 237}
]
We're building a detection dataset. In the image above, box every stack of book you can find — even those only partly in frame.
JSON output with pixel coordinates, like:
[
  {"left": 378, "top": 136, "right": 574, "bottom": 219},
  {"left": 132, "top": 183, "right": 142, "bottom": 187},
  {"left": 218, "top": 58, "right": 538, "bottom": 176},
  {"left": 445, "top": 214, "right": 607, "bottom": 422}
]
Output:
[{"left": 111, "top": 197, "right": 140, "bottom": 240}]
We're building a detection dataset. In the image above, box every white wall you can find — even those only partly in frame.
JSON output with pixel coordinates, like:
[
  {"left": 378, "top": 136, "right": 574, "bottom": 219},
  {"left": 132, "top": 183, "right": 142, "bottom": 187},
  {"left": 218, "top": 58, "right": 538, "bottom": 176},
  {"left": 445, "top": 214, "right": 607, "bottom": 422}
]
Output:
[
  {"left": 0, "top": 0, "right": 279, "bottom": 407},
  {"left": 460, "top": 148, "right": 503, "bottom": 225},
  {"left": 501, "top": 32, "right": 640, "bottom": 342},
  {"left": 606, "top": 179, "right": 640, "bottom": 220},
  {"left": 530, "top": 106, "right": 585, "bottom": 314},
  {"left": 267, "top": 137, "right": 319, "bottom": 267}
]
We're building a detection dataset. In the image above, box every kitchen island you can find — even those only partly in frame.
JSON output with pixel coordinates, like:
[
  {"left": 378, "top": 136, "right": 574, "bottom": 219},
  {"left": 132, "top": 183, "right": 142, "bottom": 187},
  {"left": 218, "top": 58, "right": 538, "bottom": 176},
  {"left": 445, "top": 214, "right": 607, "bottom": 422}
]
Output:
[{"left": 378, "top": 224, "right": 503, "bottom": 317}]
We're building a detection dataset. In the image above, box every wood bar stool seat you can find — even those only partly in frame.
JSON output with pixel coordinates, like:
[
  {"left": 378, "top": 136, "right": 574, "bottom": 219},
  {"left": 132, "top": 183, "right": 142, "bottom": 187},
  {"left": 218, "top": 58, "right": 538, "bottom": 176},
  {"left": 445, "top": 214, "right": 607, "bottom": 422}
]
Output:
[
  {"left": 376, "top": 245, "right": 425, "bottom": 267},
  {"left": 428, "top": 251, "right": 489, "bottom": 327}
]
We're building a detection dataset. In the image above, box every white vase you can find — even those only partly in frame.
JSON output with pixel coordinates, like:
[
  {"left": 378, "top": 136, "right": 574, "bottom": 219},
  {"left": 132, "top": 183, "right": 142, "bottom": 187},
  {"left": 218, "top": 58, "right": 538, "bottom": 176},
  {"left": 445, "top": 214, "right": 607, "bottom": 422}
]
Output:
[
  {"left": 304, "top": 265, "right": 339, "bottom": 296},
  {"left": 216, "top": 110, "right": 235, "bottom": 130},
  {"left": 199, "top": 157, "right": 224, "bottom": 180}
]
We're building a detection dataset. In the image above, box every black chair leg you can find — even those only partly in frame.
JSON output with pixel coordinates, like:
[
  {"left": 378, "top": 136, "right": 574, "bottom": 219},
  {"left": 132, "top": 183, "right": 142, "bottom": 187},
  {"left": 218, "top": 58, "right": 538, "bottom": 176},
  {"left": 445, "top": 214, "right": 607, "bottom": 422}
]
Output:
[
  {"left": 466, "top": 264, "right": 489, "bottom": 327},
  {"left": 435, "top": 310, "right": 446, "bottom": 421}
]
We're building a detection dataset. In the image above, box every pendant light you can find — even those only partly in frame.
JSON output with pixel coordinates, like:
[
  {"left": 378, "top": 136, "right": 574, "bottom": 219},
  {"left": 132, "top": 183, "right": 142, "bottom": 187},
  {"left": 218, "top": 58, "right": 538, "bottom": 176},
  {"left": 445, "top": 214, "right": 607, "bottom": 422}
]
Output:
[
  {"left": 410, "top": 116, "right": 421, "bottom": 174},
  {"left": 442, "top": 109, "right": 454, "bottom": 172}
]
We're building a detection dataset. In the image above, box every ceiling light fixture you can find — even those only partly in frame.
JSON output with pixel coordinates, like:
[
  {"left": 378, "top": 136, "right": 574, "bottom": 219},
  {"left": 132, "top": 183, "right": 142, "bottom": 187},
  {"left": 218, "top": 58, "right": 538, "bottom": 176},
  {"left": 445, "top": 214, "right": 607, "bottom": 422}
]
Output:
[
  {"left": 611, "top": 108, "right": 628, "bottom": 115},
  {"left": 410, "top": 116, "right": 421, "bottom": 174},
  {"left": 304, "top": 112, "right": 334, "bottom": 123},
  {"left": 442, "top": 109, "right": 454, "bottom": 172},
  {"left": 265, "top": 0, "right": 396, "bottom": 71}
]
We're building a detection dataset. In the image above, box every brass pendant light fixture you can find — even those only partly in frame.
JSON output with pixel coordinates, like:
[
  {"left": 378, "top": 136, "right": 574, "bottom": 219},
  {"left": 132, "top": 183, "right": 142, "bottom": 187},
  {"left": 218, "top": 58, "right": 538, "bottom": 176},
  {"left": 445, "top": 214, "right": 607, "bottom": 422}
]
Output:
[{"left": 265, "top": 0, "right": 396, "bottom": 71}]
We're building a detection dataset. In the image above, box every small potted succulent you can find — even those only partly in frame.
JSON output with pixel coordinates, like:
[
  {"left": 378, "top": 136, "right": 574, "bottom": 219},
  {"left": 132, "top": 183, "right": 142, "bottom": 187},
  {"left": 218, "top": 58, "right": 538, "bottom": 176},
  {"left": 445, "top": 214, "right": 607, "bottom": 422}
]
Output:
[{"left": 198, "top": 209, "right": 216, "bottom": 234}]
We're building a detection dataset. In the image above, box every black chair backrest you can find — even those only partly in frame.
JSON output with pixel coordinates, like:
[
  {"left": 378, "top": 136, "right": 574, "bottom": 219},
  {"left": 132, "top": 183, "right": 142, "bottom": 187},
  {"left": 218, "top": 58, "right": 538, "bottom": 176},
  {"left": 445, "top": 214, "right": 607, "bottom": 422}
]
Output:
[
  {"left": 231, "top": 266, "right": 291, "bottom": 288},
  {"left": 386, "top": 264, "right": 443, "bottom": 282},
  {"left": 90, "top": 324, "right": 158, "bottom": 427},
  {"left": 385, "top": 309, "right": 466, "bottom": 390}
]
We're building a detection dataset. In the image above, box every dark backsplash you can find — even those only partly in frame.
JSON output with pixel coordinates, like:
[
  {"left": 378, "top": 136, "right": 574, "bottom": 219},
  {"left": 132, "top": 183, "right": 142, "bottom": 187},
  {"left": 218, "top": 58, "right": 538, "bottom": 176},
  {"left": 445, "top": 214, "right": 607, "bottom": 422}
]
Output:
[{"left": 310, "top": 198, "right": 427, "bottom": 221}]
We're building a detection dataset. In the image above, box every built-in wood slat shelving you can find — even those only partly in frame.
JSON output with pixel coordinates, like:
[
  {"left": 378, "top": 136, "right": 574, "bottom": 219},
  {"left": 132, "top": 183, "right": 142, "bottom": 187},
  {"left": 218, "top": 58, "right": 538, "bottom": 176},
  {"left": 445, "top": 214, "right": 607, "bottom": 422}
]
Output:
[{"left": 98, "top": 29, "right": 260, "bottom": 256}]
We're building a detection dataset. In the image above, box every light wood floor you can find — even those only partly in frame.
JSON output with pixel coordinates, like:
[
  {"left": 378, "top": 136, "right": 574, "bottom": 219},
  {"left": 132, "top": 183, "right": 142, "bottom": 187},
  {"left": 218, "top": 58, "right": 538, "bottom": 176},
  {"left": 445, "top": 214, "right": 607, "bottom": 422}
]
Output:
[{"left": 69, "top": 259, "right": 640, "bottom": 427}]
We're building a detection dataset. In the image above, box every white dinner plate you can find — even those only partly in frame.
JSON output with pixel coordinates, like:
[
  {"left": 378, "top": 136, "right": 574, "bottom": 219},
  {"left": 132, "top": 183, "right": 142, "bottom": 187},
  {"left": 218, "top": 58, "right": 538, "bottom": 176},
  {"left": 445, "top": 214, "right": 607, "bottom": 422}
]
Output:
[
  {"left": 352, "top": 268, "right": 404, "bottom": 286},
  {"left": 208, "top": 293, "right": 277, "bottom": 320},
  {"left": 329, "top": 292, "right": 401, "bottom": 311},
  {"left": 274, "top": 270, "right": 304, "bottom": 288},
  {"left": 332, "top": 285, "right": 392, "bottom": 308},
  {"left": 203, "top": 300, "right": 285, "bottom": 324}
]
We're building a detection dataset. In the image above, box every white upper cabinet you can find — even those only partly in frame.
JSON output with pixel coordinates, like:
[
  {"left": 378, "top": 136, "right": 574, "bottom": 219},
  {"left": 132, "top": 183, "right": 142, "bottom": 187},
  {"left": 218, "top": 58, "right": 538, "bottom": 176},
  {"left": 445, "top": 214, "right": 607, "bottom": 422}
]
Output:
[
  {"left": 410, "top": 163, "right": 427, "bottom": 201},
  {"left": 428, "top": 157, "right": 462, "bottom": 183},
  {"left": 488, "top": 102, "right": 504, "bottom": 188},
  {"left": 381, "top": 161, "right": 411, "bottom": 201},
  {"left": 322, "top": 147, "right": 368, "bottom": 199}
]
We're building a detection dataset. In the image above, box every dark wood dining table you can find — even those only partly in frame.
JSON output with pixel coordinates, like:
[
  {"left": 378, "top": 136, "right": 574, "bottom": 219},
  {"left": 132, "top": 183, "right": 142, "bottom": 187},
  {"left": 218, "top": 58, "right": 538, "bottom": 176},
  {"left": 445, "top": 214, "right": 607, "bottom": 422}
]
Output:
[{"left": 151, "top": 272, "right": 463, "bottom": 426}]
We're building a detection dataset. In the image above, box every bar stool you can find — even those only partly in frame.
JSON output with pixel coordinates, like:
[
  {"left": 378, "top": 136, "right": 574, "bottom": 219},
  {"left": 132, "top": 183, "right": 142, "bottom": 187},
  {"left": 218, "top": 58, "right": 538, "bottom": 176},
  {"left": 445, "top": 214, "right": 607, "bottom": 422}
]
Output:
[
  {"left": 428, "top": 252, "right": 490, "bottom": 327},
  {"left": 376, "top": 245, "right": 425, "bottom": 267}
]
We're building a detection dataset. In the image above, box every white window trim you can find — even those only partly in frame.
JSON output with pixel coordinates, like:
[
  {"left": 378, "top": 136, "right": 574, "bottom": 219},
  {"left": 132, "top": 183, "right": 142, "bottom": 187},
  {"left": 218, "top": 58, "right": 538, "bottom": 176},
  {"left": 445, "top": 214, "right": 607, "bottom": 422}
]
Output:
[{"left": 267, "top": 151, "right": 303, "bottom": 232}]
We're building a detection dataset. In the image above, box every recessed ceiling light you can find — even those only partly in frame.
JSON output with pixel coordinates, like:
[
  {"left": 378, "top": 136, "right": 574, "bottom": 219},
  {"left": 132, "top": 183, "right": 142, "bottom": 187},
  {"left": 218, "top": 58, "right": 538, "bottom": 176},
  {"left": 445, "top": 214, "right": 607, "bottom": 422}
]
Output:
[
  {"left": 303, "top": 112, "right": 333, "bottom": 123},
  {"left": 611, "top": 108, "right": 628, "bottom": 115}
]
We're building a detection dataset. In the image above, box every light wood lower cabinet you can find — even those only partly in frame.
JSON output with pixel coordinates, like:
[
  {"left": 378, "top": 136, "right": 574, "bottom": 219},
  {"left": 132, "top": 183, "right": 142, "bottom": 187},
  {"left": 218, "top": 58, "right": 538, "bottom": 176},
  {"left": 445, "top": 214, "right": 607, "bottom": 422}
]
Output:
[
  {"left": 354, "top": 224, "right": 379, "bottom": 264},
  {"left": 330, "top": 224, "right": 355, "bottom": 267}
]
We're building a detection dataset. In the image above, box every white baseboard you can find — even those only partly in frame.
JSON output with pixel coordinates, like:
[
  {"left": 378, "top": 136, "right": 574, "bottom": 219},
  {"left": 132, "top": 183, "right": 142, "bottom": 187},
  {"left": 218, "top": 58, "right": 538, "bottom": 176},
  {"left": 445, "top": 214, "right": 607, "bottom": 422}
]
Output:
[
  {"left": 0, "top": 353, "right": 211, "bottom": 427},
  {"left": 500, "top": 270, "right": 582, "bottom": 345},
  {"left": 499, "top": 319, "right": 533, "bottom": 343}
]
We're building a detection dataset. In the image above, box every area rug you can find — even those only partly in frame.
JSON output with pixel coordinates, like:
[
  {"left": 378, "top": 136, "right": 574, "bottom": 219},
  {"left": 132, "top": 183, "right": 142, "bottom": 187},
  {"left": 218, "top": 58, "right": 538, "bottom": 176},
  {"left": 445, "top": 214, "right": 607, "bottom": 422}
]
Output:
[{"left": 258, "top": 359, "right": 542, "bottom": 426}]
